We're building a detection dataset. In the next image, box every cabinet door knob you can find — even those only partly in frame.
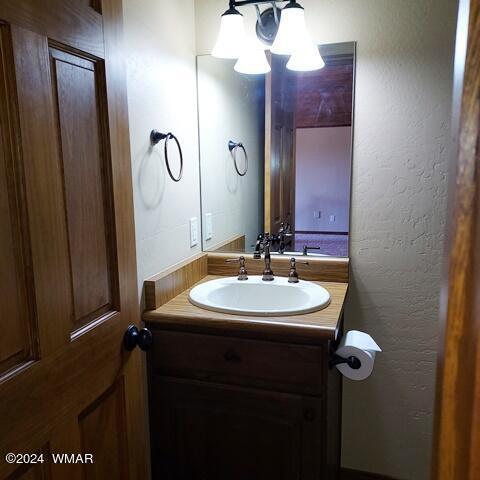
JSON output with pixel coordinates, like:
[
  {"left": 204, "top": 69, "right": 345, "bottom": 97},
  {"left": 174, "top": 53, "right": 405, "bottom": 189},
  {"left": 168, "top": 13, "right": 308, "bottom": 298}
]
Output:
[
  {"left": 303, "top": 408, "right": 316, "bottom": 422},
  {"left": 224, "top": 348, "right": 241, "bottom": 363},
  {"left": 124, "top": 325, "right": 153, "bottom": 351}
]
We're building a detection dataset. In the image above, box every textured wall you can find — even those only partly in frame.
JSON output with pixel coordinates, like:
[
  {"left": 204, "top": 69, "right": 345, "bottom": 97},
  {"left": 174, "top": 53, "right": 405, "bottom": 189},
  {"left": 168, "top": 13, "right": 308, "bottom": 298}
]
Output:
[
  {"left": 295, "top": 127, "right": 351, "bottom": 233},
  {"left": 197, "top": 56, "right": 264, "bottom": 251},
  {"left": 195, "top": 1, "right": 457, "bottom": 478},
  {"left": 123, "top": 0, "right": 202, "bottom": 295}
]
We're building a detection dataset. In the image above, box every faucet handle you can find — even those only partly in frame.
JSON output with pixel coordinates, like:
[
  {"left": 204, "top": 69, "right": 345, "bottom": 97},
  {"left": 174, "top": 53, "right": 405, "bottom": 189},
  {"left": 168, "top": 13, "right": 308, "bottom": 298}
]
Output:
[
  {"left": 288, "top": 257, "right": 309, "bottom": 283},
  {"left": 226, "top": 256, "right": 248, "bottom": 281},
  {"left": 280, "top": 222, "right": 292, "bottom": 235},
  {"left": 303, "top": 245, "right": 321, "bottom": 256}
]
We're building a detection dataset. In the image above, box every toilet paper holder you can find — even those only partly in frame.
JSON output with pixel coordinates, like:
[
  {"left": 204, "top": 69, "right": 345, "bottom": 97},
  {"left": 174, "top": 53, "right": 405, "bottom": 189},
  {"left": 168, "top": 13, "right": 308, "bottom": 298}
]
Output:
[{"left": 329, "top": 351, "right": 362, "bottom": 370}]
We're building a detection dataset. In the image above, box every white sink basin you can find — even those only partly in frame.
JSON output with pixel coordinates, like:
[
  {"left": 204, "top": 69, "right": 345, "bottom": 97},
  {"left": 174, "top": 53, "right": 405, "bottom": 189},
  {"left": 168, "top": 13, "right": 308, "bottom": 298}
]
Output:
[{"left": 188, "top": 276, "right": 331, "bottom": 317}]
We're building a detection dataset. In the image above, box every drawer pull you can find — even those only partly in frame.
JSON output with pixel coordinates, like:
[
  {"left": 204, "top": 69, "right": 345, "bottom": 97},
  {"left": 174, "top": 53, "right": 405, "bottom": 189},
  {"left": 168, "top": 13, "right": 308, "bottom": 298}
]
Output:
[
  {"left": 303, "top": 408, "right": 316, "bottom": 422},
  {"left": 224, "top": 348, "right": 241, "bottom": 363}
]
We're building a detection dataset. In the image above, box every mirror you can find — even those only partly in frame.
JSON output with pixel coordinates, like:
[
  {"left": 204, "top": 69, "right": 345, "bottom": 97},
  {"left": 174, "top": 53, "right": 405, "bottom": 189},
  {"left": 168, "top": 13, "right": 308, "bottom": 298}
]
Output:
[{"left": 197, "top": 42, "right": 355, "bottom": 257}]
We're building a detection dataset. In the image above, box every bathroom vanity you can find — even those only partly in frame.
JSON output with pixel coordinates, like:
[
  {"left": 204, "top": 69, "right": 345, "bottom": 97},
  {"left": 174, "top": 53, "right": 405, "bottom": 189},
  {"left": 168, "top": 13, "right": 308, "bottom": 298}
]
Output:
[
  {"left": 143, "top": 253, "right": 348, "bottom": 480},
  {"left": 143, "top": 38, "right": 355, "bottom": 479}
]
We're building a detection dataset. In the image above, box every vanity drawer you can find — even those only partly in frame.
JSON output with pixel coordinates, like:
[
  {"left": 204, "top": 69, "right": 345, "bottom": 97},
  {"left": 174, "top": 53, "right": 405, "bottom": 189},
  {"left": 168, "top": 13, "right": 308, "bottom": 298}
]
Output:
[{"left": 151, "top": 329, "right": 325, "bottom": 395}]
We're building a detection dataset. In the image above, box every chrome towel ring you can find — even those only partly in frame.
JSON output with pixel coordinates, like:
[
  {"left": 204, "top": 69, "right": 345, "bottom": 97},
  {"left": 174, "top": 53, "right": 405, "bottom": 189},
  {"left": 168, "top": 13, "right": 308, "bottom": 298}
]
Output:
[
  {"left": 228, "top": 140, "right": 248, "bottom": 177},
  {"left": 150, "top": 130, "right": 184, "bottom": 182}
]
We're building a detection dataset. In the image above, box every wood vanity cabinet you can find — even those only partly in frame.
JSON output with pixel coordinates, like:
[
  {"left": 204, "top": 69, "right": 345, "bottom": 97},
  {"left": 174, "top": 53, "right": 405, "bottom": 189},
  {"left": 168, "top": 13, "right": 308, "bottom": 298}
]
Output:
[{"left": 147, "top": 327, "right": 342, "bottom": 480}]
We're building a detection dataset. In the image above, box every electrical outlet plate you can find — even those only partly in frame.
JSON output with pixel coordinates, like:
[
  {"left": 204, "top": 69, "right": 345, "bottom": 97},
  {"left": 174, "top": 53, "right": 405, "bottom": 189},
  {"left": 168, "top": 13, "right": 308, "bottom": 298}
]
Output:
[
  {"left": 190, "top": 217, "right": 198, "bottom": 247},
  {"left": 205, "top": 213, "right": 213, "bottom": 240}
]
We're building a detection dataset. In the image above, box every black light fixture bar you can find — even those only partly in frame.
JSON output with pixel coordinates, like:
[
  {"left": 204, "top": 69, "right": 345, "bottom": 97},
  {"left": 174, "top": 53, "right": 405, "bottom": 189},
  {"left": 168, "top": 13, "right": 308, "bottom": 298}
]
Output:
[{"left": 229, "top": 0, "right": 288, "bottom": 7}]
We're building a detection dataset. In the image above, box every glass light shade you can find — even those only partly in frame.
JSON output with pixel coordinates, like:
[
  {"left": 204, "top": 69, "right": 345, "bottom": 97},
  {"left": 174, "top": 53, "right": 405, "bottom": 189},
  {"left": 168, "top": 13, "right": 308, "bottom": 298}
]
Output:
[
  {"left": 212, "top": 10, "right": 245, "bottom": 59},
  {"left": 234, "top": 41, "right": 271, "bottom": 74},
  {"left": 287, "top": 39, "right": 325, "bottom": 71},
  {"left": 271, "top": 5, "right": 308, "bottom": 55}
]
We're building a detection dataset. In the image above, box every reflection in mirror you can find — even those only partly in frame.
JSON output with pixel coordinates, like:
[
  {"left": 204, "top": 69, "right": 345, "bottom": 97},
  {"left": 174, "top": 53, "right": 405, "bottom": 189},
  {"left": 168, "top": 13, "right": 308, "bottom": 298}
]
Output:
[{"left": 197, "top": 42, "right": 355, "bottom": 257}]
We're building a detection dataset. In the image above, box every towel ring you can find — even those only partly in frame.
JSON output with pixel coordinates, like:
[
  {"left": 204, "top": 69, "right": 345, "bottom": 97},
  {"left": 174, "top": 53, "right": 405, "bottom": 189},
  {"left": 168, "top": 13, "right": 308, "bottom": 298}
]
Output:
[
  {"left": 150, "top": 130, "right": 184, "bottom": 182},
  {"left": 228, "top": 140, "right": 248, "bottom": 177}
]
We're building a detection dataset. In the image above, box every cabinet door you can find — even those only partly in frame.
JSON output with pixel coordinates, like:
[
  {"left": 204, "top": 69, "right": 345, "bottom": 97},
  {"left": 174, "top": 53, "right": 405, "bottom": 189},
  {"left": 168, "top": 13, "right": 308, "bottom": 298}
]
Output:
[{"left": 151, "top": 377, "right": 322, "bottom": 480}]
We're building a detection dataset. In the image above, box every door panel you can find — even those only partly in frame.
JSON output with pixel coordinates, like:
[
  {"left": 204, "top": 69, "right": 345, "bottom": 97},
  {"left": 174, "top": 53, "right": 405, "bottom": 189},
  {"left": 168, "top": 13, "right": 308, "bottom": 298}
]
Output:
[
  {"left": 49, "top": 46, "right": 118, "bottom": 330},
  {"left": 12, "top": 23, "right": 73, "bottom": 355},
  {"left": 0, "top": 1, "right": 104, "bottom": 58},
  {"left": 0, "top": 1, "right": 148, "bottom": 478},
  {"left": 79, "top": 379, "right": 129, "bottom": 480},
  {"left": 0, "top": 24, "right": 37, "bottom": 375}
]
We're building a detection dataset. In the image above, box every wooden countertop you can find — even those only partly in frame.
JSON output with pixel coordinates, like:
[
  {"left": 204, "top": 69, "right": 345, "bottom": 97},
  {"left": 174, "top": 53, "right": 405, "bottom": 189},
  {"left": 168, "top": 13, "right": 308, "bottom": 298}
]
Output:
[{"left": 144, "top": 275, "right": 348, "bottom": 342}]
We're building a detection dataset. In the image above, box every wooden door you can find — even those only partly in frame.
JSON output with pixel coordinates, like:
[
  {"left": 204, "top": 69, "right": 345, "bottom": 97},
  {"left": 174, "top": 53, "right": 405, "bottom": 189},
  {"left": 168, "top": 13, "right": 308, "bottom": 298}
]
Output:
[
  {"left": 432, "top": 0, "right": 480, "bottom": 479},
  {"left": 152, "top": 377, "right": 322, "bottom": 480},
  {"left": 0, "top": 1, "right": 149, "bottom": 478},
  {"left": 265, "top": 54, "right": 296, "bottom": 242}
]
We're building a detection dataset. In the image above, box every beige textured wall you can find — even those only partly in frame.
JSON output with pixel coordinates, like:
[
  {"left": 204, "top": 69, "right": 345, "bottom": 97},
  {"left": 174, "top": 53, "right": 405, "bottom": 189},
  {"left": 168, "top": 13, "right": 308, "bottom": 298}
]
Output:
[
  {"left": 123, "top": 0, "right": 202, "bottom": 295},
  {"left": 195, "top": 1, "right": 457, "bottom": 478}
]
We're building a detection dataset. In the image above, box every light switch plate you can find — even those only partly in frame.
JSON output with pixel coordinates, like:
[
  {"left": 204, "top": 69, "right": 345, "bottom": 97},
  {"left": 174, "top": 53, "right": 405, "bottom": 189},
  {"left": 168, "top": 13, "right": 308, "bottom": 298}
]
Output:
[
  {"left": 190, "top": 217, "right": 198, "bottom": 247},
  {"left": 205, "top": 213, "right": 213, "bottom": 240}
]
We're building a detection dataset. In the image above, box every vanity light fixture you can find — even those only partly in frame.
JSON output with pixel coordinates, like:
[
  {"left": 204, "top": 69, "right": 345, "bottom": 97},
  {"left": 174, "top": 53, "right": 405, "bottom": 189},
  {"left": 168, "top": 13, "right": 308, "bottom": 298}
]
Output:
[
  {"left": 234, "top": 38, "right": 271, "bottom": 74},
  {"left": 270, "top": 0, "right": 306, "bottom": 55},
  {"left": 212, "top": 5, "right": 246, "bottom": 58},
  {"left": 212, "top": 0, "right": 324, "bottom": 74},
  {"left": 287, "top": 36, "right": 325, "bottom": 71}
]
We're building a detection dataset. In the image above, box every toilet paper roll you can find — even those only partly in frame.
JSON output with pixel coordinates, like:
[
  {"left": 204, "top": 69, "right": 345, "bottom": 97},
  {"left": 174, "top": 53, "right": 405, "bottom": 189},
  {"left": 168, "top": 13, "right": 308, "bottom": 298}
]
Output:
[{"left": 335, "top": 330, "right": 381, "bottom": 381}]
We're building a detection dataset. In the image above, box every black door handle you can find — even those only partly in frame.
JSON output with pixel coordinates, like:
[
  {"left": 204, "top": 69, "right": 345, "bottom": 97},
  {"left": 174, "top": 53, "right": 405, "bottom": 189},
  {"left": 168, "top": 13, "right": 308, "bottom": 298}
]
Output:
[{"left": 124, "top": 325, "right": 153, "bottom": 351}]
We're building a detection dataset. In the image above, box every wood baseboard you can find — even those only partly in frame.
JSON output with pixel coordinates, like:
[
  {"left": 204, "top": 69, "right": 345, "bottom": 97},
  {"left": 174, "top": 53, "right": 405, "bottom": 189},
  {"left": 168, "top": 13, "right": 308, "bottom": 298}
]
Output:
[{"left": 341, "top": 468, "right": 402, "bottom": 480}]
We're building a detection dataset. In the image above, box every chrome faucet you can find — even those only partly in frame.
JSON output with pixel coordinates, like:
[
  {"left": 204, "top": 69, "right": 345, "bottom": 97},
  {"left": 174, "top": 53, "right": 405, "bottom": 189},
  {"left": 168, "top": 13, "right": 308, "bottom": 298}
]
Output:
[
  {"left": 253, "top": 233, "right": 274, "bottom": 281},
  {"left": 262, "top": 240, "right": 274, "bottom": 281},
  {"left": 225, "top": 256, "right": 248, "bottom": 281}
]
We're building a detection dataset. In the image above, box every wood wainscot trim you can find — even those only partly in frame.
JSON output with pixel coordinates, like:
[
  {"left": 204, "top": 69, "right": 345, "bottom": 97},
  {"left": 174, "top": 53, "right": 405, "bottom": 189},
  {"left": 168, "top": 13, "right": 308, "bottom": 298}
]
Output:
[
  {"left": 144, "top": 253, "right": 208, "bottom": 310},
  {"left": 207, "top": 252, "right": 349, "bottom": 283},
  {"left": 209, "top": 234, "right": 246, "bottom": 253}
]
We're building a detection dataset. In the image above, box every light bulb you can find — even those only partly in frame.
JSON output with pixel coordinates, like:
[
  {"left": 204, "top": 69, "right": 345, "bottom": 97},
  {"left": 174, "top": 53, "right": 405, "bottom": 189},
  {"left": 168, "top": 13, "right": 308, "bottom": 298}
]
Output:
[
  {"left": 212, "top": 7, "right": 246, "bottom": 59},
  {"left": 287, "top": 39, "right": 325, "bottom": 71},
  {"left": 271, "top": 2, "right": 308, "bottom": 55}
]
